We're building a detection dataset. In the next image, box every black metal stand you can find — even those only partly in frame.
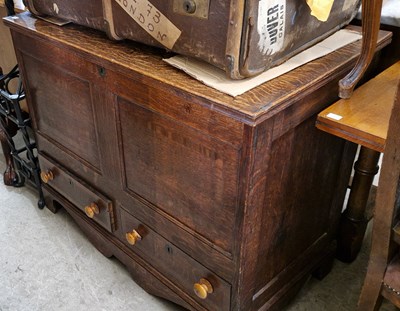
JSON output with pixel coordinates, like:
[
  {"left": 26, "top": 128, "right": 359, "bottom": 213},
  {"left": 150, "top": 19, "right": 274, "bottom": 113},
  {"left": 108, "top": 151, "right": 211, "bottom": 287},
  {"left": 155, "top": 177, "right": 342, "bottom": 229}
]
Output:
[{"left": 0, "top": 65, "right": 45, "bottom": 209}]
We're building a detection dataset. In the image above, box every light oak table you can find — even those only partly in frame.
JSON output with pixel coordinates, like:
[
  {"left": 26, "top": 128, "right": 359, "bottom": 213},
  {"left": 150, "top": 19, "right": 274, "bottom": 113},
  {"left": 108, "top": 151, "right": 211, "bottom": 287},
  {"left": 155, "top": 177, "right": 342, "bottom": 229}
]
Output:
[{"left": 316, "top": 60, "right": 400, "bottom": 262}]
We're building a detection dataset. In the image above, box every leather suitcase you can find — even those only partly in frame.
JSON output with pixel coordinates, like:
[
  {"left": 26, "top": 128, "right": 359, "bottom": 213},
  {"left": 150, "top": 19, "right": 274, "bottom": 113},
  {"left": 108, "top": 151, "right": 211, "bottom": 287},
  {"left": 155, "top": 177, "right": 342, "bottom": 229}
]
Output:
[{"left": 25, "top": 0, "right": 360, "bottom": 78}]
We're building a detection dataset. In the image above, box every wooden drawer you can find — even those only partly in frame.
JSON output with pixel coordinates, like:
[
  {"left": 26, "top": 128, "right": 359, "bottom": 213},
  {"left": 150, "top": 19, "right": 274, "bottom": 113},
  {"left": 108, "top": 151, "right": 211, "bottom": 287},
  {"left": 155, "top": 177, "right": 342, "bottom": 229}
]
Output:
[
  {"left": 39, "top": 154, "right": 115, "bottom": 232},
  {"left": 119, "top": 207, "right": 231, "bottom": 311}
]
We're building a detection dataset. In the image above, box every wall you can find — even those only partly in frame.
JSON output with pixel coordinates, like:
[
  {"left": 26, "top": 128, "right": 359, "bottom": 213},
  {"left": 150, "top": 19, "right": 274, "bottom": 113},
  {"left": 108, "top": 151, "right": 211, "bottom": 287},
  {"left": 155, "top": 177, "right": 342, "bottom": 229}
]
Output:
[
  {"left": 0, "top": 3, "right": 17, "bottom": 74},
  {"left": 0, "top": 1, "right": 27, "bottom": 110}
]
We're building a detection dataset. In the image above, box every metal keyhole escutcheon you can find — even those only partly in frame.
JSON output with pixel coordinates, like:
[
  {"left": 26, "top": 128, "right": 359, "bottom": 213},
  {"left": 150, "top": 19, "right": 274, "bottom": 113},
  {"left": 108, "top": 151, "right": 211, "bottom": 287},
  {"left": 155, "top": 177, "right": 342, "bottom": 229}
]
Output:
[
  {"left": 98, "top": 67, "right": 106, "bottom": 77},
  {"left": 165, "top": 244, "right": 173, "bottom": 254}
]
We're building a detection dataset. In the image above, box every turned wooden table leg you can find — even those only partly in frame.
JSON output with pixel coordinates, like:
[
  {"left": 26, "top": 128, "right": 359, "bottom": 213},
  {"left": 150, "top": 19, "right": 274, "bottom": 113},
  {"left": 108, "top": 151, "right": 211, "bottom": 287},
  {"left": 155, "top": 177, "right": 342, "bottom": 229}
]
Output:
[
  {"left": 0, "top": 118, "right": 18, "bottom": 186},
  {"left": 336, "top": 146, "right": 381, "bottom": 262}
]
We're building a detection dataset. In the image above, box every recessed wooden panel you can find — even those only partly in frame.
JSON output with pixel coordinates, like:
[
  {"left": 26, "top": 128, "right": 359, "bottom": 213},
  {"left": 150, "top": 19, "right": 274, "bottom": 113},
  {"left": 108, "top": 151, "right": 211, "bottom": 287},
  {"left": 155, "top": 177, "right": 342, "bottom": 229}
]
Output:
[
  {"left": 21, "top": 53, "right": 101, "bottom": 170},
  {"left": 117, "top": 97, "right": 240, "bottom": 254},
  {"left": 253, "top": 117, "right": 345, "bottom": 295}
]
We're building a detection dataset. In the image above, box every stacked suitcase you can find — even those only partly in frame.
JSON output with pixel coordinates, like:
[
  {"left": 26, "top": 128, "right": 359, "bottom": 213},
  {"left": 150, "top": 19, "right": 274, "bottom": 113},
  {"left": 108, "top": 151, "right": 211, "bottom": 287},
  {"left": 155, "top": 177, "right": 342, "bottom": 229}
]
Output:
[{"left": 25, "top": 0, "right": 360, "bottom": 79}]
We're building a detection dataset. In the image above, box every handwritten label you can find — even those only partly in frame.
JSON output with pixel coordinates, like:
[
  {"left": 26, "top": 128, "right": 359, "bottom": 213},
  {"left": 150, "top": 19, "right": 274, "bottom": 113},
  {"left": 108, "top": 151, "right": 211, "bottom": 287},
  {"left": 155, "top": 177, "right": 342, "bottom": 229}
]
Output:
[{"left": 115, "top": 0, "right": 182, "bottom": 50}]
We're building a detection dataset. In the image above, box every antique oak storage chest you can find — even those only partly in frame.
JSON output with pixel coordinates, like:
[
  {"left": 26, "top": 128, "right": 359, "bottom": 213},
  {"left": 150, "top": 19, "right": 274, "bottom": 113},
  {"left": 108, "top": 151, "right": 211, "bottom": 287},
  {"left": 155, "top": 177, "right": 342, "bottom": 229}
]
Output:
[
  {"left": 4, "top": 12, "right": 391, "bottom": 311},
  {"left": 24, "top": 0, "right": 360, "bottom": 78}
]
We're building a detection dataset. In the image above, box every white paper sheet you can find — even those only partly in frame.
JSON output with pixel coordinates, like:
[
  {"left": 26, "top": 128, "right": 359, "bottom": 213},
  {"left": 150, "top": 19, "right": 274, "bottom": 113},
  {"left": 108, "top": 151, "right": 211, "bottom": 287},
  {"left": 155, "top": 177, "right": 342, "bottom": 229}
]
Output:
[{"left": 163, "top": 29, "right": 362, "bottom": 97}]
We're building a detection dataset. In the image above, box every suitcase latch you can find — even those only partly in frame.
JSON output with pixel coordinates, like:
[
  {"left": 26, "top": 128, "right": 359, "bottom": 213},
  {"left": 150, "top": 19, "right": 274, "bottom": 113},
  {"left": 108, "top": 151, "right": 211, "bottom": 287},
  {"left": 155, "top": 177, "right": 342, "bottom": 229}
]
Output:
[{"left": 173, "top": 0, "right": 210, "bottom": 19}]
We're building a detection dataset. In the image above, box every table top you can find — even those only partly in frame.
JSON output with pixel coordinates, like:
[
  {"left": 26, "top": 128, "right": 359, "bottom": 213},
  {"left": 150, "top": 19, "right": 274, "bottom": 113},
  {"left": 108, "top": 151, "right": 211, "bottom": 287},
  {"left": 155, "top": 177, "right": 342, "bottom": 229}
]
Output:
[
  {"left": 316, "top": 61, "right": 400, "bottom": 153},
  {"left": 3, "top": 12, "right": 392, "bottom": 125}
]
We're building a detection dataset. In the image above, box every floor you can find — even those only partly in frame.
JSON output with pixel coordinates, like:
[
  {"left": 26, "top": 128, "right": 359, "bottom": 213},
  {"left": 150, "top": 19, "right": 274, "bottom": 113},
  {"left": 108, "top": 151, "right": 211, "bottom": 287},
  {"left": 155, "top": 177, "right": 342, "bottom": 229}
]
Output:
[{"left": 0, "top": 153, "right": 397, "bottom": 311}]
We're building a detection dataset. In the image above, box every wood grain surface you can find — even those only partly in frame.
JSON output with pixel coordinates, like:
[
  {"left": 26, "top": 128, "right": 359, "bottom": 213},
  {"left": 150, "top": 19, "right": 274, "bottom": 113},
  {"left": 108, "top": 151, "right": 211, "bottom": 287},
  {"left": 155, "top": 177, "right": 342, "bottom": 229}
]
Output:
[{"left": 317, "top": 61, "right": 400, "bottom": 152}]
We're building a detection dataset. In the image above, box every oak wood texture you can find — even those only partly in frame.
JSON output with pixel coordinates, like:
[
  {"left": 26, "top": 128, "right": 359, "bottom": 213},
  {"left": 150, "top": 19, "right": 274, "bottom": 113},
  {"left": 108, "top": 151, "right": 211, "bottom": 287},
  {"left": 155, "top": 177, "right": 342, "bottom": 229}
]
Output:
[
  {"left": 3, "top": 13, "right": 391, "bottom": 125},
  {"left": 38, "top": 154, "right": 115, "bottom": 232},
  {"left": 119, "top": 207, "right": 231, "bottom": 311},
  {"left": 357, "top": 77, "right": 400, "bottom": 311},
  {"left": 317, "top": 61, "right": 400, "bottom": 153},
  {"left": 5, "top": 13, "right": 392, "bottom": 311},
  {"left": 42, "top": 185, "right": 198, "bottom": 311}
]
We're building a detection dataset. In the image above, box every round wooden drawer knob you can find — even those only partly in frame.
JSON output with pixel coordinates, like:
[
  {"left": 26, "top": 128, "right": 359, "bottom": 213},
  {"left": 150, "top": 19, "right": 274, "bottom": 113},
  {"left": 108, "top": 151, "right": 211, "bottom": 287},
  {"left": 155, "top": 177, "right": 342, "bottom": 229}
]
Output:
[
  {"left": 40, "top": 170, "right": 54, "bottom": 183},
  {"left": 84, "top": 202, "right": 99, "bottom": 218},
  {"left": 193, "top": 278, "right": 213, "bottom": 299},
  {"left": 126, "top": 229, "right": 142, "bottom": 245}
]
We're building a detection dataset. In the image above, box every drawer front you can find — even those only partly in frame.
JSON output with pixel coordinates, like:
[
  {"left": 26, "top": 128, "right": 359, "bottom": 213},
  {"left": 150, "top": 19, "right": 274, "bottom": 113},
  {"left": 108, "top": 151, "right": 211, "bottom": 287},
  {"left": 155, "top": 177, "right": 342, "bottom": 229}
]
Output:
[
  {"left": 119, "top": 207, "right": 231, "bottom": 311},
  {"left": 39, "top": 154, "right": 115, "bottom": 232}
]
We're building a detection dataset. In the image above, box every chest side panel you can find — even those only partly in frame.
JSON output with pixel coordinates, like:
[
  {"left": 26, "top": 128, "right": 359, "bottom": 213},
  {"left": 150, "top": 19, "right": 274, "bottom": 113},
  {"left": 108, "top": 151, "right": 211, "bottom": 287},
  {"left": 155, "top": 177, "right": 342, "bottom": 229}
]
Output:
[{"left": 248, "top": 112, "right": 354, "bottom": 309}]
